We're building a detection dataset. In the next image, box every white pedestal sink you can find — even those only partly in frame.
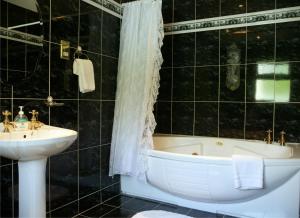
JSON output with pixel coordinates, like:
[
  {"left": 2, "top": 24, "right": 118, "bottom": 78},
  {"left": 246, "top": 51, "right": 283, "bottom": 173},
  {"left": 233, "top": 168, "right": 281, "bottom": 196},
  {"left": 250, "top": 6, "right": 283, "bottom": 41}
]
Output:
[{"left": 0, "top": 125, "right": 77, "bottom": 218}]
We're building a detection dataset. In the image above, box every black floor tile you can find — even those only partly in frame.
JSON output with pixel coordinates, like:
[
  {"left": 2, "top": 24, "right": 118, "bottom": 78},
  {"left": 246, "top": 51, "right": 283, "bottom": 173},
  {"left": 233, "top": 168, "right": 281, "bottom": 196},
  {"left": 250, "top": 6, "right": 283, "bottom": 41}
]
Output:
[
  {"left": 101, "top": 207, "right": 136, "bottom": 218},
  {"left": 82, "top": 204, "right": 115, "bottom": 218},
  {"left": 104, "top": 195, "right": 134, "bottom": 207},
  {"left": 154, "top": 203, "right": 191, "bottom": 215},
  {"left": 188, "top": 209, "right": 217, "bottom": 218},
  {"left": 78, "top": 195, "right": 237, "bottom": 218},
  {"left": 120, "top": 198, "right": 159, "bottom": 213}
]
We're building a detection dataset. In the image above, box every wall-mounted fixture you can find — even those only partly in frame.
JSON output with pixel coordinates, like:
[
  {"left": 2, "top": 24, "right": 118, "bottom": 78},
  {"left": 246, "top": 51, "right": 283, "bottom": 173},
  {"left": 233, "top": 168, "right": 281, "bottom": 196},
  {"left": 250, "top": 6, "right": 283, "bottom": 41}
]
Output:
[
  {"left": 60, "top": 40, "right": 70, "bottom": 60},
  {"left": 45, "top": 96, "right": 64, "bottom": 107},
  {"left": 226, "top": 43, "right": 241, "bottom": 91}
]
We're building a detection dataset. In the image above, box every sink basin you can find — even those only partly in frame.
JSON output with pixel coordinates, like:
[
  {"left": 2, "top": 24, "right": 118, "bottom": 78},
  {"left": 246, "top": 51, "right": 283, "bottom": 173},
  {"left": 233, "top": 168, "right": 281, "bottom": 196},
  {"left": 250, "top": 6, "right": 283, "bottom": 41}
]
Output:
[
  {"left": 0, "top": 124, "right": 77, "bottom": 218},
  {"left": 0, "top": 125, "right": 77, "bottom": 161}
]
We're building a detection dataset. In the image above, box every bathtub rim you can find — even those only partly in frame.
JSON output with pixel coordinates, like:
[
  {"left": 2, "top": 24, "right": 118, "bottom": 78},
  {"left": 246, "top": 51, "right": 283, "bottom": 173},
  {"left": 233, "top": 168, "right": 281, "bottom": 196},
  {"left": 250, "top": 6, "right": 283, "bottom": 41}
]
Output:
[{"left": 151, "top": 135, "right": 300, "bottom": 166}]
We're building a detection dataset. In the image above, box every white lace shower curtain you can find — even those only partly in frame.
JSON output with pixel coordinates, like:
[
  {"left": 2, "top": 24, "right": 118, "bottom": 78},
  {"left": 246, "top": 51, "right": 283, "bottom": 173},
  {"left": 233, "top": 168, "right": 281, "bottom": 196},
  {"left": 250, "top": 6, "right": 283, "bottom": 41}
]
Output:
[{"left": 109, "top": 0, "right": 164, "bottom": 180}]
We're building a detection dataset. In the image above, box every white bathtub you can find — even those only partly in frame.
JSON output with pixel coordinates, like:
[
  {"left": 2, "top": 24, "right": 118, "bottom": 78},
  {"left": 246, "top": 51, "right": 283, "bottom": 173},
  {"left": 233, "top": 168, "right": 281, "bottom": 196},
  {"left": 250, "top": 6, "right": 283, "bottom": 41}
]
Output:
[{"left": 121, "top": 135, "right": 300, "bottom": 218}]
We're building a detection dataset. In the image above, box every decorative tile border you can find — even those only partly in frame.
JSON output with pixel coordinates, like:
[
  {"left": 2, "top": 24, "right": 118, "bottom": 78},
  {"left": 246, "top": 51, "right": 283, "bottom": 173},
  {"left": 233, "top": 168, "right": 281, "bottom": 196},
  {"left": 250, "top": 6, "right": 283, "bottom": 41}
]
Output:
[
  {"left": 0, "top": 27, "right": 43, "bottom": 46},
  {"left": 164, "top": 6, "right": 300, "bottom": 35},
  {"left": 82, "top": 0, "right": 122, "bottom": 18}
]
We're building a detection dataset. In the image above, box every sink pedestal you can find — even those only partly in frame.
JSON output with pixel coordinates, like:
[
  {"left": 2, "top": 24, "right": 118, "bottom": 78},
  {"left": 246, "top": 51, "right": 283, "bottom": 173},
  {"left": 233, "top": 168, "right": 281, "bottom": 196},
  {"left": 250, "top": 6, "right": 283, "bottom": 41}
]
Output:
[{"left": 19, "top": 158, "right": 47, "bottom": 218}]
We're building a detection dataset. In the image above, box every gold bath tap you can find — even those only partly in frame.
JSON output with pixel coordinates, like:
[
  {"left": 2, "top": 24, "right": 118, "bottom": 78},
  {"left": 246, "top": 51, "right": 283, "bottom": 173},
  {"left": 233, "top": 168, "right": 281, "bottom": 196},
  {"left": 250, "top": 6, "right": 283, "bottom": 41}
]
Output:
[
  {"left": 264, "top": 129, "right": 272, "bottom": 144},
  {"left": 28, "top": 110, "right": 44, "bottom": 130},
  {"left": 278, "top": 130, "right": 286, "bottom": 146},
  {"left": 2, "top": 110, "right": 16, "bottom": 133}
]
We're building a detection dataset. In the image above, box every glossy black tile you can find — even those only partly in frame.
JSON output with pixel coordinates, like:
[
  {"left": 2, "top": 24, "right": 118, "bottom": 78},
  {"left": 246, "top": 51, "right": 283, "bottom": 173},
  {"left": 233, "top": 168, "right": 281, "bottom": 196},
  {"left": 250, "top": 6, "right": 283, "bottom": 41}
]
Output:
[
  {"left": 79, "top": 101, "right": 100, "bottom": 148},
  {"left": 0, "top": 157, "right": 11, "bottom": 167},
  {"left": 79, "top": 191, "right": 101, "bottom": 213},
  {"left": 276, "top": 0, "right": 300, "bottom": 8},
  {"left": 101, "top": 101, "right": 115, "bottom": 145},
  {"left": 0, "top": 165, "right": 13, "bottom": 218},
  {"left": 104, "top": 195, "right": 134, "bottom": 207},
  {"left": 155, "top": 203, "right": 191, "bottom": 215},
  {"left": 196, "top": 0, "right": 220, "bottom": 19},
  {"left": 50, "top": 101, "right": 78, "bottom": 151},
  {"left": 173, "top": 67, "right": 194, "bottom": 101},
  {"left": 219, "top": 103, "right": 245, "bottom": 138},
  {"left": 172, "top": 102, "right": 194, "bottom": 135},
  {"left": 276, "top": 21, "right": 300, "bottom": 62},
  {"left": 174, "top": 0, "right": 195, "bottom": 22},
  {"left": 188, "top": 209, "right": 217, "bottom": 218},
  {"left": 195, "top": 102, "right": 218, "bottom": 137},
  {"left": 173, "top": 33, "right": 195, "bottom": 67},
  {"left": 162, "top": 0, "right": 173, "bottom": 23},
  {"left": 245, "top": 103, "right": 274, "bottom": 140},
  {"left": 37, "top": 0, "right": 50, "bottom": 40},
  {"left": 247, "top": 24, "right": 275, "bottom": 64},
  {"left": 51, "top": 0, "right": 79, "bottom": 45},
  {"left": 220, "top": 65, "right": 245, "bottom": 101},
  {"left": 120, "top": 197, "right": 158, "bottom": 212},
  {"left": 101, "top": 145, "right": 119, "bottom": 189},
  {"left": 0, "top": 39, "right": 8, "bottom": 76},
  {"left": 275, "top": 103, "right": 300, "bottom": 142},
  {"left": 79, "top": 1, "right": 102, "bottom": 53},
  {"left": 158, "top": 68, "right": 172, "bottom": 101},
  {"left": 221, "top": 0, "right": 246, "bottom": 16},
  {"left": 155, "top": 102, "right": 171, "bottom": 134},
  {"left": 196, "top": 30, "right": 219, "bottom": 66},
  {"left": 161, "top": 36, "right": 173, "bottom": 68},
  {"left": 102, "top": 56, "right": 118, "bottom": 100},
  {"left": 195, "top": 66, "right": 219, "bottom": 101},
  {"left": 11, "top": 44, "right": 49, "bottom": 98},
  {"left": 102, "top": 207, "right": 135, "bottom": 218},
  {"left": 50, "top": 45, "right": 78, "bottom": 99},
  {"left": 0, "top": 81, "right": 12, "bottom": 99},
  {"left": 0, "top": 1, "right": 8, "bottom": 27},
  {"left": 79, "top": 147, "right": 101, "bottom": 198},
  {"left": 50, "top": 151, "right": 78, "bottom": 210},
  {"left": 51, "top": 200, "right": 79, "bottom": 218},
  {"left": 82, "top": 204, "right": 115, "bottom": 217},
  {"left": 102, "top": 12, "right": 120, "bottom": 58},
  {"left": 79, "top": 53, "right": 101, "bottom": 100},
  {"left": 247, "top": 0, "right": 275, "bottom": 12},
  {"left": 7, "top": 40, "right": 25, "bottom": 72},
  {"left": 101, "top": 183, "right": 120, "bottom": 202},
  {"left": 13, "top": 164, "right": 18, "bottom": 217},
  {"left": 220, "top": 28, "right": 246, "bottom": 65},
  {"left": 246, "top": 63, "right": 274, "bottom": 102}
]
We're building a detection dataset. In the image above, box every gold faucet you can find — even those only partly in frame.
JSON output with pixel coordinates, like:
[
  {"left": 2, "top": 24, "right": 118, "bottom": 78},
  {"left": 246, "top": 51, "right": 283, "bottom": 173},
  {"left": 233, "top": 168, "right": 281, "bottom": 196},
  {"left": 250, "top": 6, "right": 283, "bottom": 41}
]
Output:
[
  {"left": 28, "top": 110, "right": 44, "bottom": 130},
  {"left": 264, "top": 129, "right": 272, "bottom": 144},
  {"left": 2, "top": 110, "right": 16, "bottom": 133},
  {"left": 278, "top": 130, "right": 286, "bottom": 146}
]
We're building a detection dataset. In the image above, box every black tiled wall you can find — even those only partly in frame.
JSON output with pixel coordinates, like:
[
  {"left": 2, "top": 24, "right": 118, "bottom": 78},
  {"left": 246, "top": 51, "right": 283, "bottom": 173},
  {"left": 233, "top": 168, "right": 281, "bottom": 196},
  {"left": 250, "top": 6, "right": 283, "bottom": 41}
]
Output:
[
  {"left": 0, "top": 0, "right": 120, "bottom": 217},
  {"left": 156, "top": 0, "right": 300, "bottom": 143}
]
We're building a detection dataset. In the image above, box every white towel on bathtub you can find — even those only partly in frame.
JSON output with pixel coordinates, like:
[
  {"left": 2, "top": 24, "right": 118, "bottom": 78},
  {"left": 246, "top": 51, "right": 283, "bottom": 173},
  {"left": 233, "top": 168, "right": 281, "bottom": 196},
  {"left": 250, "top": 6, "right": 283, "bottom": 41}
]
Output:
[{"left": 232, "top": 155, "right": 264, "bottom": 190}]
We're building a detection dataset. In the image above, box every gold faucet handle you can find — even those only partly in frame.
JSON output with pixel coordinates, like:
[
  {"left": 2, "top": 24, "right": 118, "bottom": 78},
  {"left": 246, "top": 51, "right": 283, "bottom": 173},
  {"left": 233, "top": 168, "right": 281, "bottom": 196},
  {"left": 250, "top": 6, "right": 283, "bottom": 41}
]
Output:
[
  {"left": 29, "top": 110, "right": 39, "bottom": 121},
  {"left": 266, "top": 129, "right": 272, "bottom": 134},
  {"left": 278, "top": 130, "right": 286, "bottom": 146},
  {"left": 2, "top": 110, "right": 12, "bottom": 122},
  {"left": 264, "top": 129, "right": 272, "bottom": 144},
  {"left": 280, "top": 130, "right": 286, "bottom": 135}
]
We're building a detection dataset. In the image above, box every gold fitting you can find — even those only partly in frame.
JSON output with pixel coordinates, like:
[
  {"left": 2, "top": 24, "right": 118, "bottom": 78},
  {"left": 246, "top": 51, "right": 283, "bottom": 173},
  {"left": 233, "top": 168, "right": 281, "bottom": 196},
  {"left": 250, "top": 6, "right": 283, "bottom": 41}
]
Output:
[
  {"left": 264, "top": 129, "right": 272, "bottom": 144},
  {"left": 29, "top": 110, "right": 39, "bottom": 122},
  {"left": 278, "top": 130, "right": 286, "bottom": 146},
  {"left": 2, "top": 110, "right": 15, "bottom": 133}
]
